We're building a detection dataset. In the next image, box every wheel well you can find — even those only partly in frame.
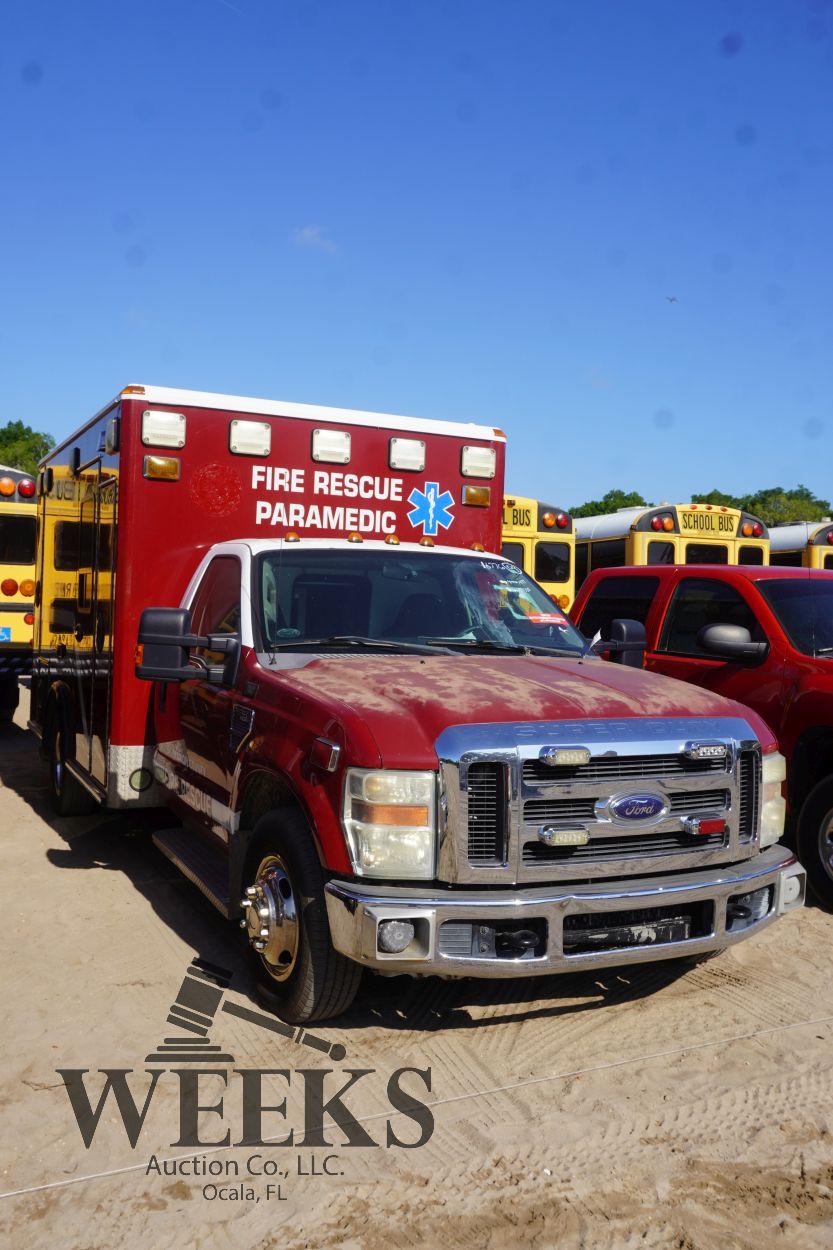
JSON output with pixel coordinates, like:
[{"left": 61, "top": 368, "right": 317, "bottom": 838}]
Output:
[
  {"left": 231, "top": 770, "right": 322, "bottom": 907},
  {"left": 789, "top": 729, "right": 833, "bottom": 812},
  {"left": 41, "top": 681, "right": 74, "bottom": 758}
]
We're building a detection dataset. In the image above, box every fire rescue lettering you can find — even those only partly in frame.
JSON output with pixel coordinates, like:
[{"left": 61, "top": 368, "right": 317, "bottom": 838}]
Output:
[{"left": 251, "top": 465, "right": 403, "bottom": 534}]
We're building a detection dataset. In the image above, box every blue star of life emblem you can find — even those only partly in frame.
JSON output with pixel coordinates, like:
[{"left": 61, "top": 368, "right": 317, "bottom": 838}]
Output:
[{"left": 407, "top": 481, "right": 455, "bottom": 536}]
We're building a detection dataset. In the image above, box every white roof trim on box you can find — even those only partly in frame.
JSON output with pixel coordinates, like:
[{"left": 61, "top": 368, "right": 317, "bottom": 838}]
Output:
[{"left": 119, "top": 385, "right": 505, "bottom": 442}]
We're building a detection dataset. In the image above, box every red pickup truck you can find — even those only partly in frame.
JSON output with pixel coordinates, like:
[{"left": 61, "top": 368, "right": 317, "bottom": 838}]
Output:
[{"left": 572, "top": 565, "right": 833, "bottom": 906}]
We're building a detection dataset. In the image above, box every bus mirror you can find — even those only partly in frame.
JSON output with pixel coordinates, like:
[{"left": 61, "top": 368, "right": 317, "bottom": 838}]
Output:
[
  {"left": 609, "top": 618, "right": 646, "bottom": 668},
  {"left": 135, "top": 607, "right": 195, "bottom": 682},
  {"left": 697, "top": 623, "right": 769, "bottom": 663}
]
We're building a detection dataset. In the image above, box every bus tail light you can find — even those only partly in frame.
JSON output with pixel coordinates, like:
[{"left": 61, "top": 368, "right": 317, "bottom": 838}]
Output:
[
  {"left": 542, "top": 511, "right": 556, "bottom": 528},
  {"left": 555, "top": 512, "right": 568, "bottom": 529},
  {"left": 651, "top": 516, "right": 663, "bottom": 531},
  {"left": 752, "top": 522, "right": 764, "bottom": 537},
  {"left": 662, "top": 515, "right": 674, "bottom": 532},
  {"left": 0, "top": 477, "right": 14, "bottom": 497},
  {"left": 24, "top": 613, "right": 34, "bottom": 626},
  {"left": 1, "top": 579, "right": 19, "bottom": 596},
  {"left": 741, "top": 522, "right": 753, "bottom": 537},
  {"left": 827, "top": 532, "right": 833, "bottom": 545},
  {"left": 19, "top": 579, "right": 35, "bottom": 597},
  {"left": 556, "top": 593, "right": 570, "bottom": 609},
  {"left": 17, "top": 478, "right": 36, "bottom": 498}
]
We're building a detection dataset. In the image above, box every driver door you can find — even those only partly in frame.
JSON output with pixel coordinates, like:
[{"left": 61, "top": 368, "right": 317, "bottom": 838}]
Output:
[{"left": 173, "top": 555, "right": 242, "bottom": 838}]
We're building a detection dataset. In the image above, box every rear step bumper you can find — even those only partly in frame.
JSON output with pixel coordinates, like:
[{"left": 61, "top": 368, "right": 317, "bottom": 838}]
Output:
[{"left": 324, "top": 845, "right": 806, "bottom": 978}]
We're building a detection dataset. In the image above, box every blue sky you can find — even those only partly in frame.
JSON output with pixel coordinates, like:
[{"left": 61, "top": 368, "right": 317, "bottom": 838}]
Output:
[{"left": 2, "top": 0, "right": 832, "bottom": 507}]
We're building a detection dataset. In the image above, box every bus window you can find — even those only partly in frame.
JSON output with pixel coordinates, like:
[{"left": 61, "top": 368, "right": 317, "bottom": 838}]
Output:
[
  {"left": 575, "top": 543, "right": 589, "bottom": 587},
  {"left": 770, "top": 549, "right": 802, "bottom": 567},
  {"left": 534, "top": 541, "right": 570, "bottom": 584},
  {"left": 589, "top": 539, "right": 626, "bottom": 570},
  {"left": 0, "top": 514, "right": 36, "bottom": 564},
  {"left": 578, "top": 574, "right": 659, "bottom": 640},
  {"left": 825, "top": 554, "right": 833, "bottom": 570},
  {"left": 647, "top": 541, "right": 675, "bottom": 565},
  {"left": 684, "top": 543, "right": 728, "bottom": 565},
  {"left": 738, "top": 546, "right": 764, "bottom": 565},
  {"left": 502, "top": 542, "right": 525, "bottom": 570}
]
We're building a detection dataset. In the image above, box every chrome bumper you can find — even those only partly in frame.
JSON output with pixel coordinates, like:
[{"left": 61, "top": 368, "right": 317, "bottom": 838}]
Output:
[{"left": 324, "top": 845, "right": 805, "bottom": 978}]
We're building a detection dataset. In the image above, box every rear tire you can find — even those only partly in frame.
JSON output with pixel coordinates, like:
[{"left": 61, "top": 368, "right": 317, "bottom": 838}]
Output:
[
  {"left": 797, "top": 777, "right": 833, "bottom": 909},
  {"left": 0, "top": 675, "right": 18, "bottom": 725},
  {"left": 240, "top": 809, "right": 362, "bottom": 1024},
  {"left": 49, "top": 720, "right": 98, "bottom": 817}
]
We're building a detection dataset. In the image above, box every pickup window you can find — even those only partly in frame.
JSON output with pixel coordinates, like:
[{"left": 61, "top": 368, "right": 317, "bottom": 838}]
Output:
[
  {"left": 658, "top": 577, "right": 763, "bottom": 657},
  {"left": 758, "top": 577, "right": 833, "bottom": 657},
  {"left": 578, "top": 574, "right": 659, "bottom": 639}
]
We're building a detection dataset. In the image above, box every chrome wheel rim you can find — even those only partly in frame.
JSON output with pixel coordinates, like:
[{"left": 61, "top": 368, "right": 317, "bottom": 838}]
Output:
[
  {"left": 240, "top": 854, "right": 299, "bottom": 982},
  {"left": 820, "top": 809, "right": 833, "bottom": 883}
]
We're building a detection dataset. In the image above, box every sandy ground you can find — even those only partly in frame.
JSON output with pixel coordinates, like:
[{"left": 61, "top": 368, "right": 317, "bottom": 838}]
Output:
[{"left": 1, "top": 694, "right": 832, "bottom": 1249}]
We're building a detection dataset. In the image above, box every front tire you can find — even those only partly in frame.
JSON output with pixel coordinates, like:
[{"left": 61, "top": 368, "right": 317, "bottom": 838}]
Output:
[
  {"left": 796, "top": 777, "right": 833, "bottom": 909},
  {"left": 240, "top": 809, "right": 362, "bottom": 1024}
]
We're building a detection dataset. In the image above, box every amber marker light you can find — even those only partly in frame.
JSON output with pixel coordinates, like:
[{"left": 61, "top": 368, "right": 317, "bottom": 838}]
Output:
[
  {"left": 542, "top": 511, "right": 556, "bottom": 528},
  {"left": 19, "top": 579, "right": 35, "bottom": 597},
  {"left": 662, "top": 515, "right": 674, "bottom": 532},
  {"left": 470, "top": 541, "right": 485, "bottom": 551},
  {"left": 385, "top": 534, "right": 400, "bottom": 545},
  {"left": 347, "top": 532, "right": 363, "bottom": 543},
  {"left": 121, "top": 385, "right": 146, "bottom": 396},
  {"left": 741, "top": 522, "right": 753, "bottom": 537},
  {"left": 463, "top": 485, "right": 491, "bottom": 507},
  {"left": 285, "top": 531, "right": 301, "bottom": 542},
  {"left": 419, "top": 536, "right": 434, "bottom": 546},
  {"left": 142, "top": 455, "right": 180, "bottom": 481},
  {"left": 352, "top": 799, "right": 430, "bottom": 827},
  {"left": 0, "top": 477, "right": 15, "bottom": 497}
]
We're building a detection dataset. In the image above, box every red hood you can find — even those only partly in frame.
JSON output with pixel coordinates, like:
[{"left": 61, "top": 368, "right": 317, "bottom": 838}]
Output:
[{"left": 282, "top": 654, "right": 774, "bottom": 768}]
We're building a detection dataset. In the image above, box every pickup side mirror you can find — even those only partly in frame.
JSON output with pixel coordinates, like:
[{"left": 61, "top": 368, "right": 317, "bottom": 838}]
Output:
[
  {"left": 697, "top": 622, "right": 769, "bottom": 663},
  {"left": 135, "top": 606, "right": 241, "bottom": 686}
]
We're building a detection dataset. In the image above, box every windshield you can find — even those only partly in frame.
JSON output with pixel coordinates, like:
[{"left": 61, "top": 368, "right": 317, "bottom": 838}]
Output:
[
  {"left": 255, "top": 549, "right": 587, "bottom": 656},
  {"left": 758, "top": 577, "right": 833, "bottom": 657}
]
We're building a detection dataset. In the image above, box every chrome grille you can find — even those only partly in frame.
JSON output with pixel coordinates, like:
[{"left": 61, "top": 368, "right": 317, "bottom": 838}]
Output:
[
  {"left": 466, "top": 762, "right": 506, "bottom": 865},
  {"left": 522, "top": 754, "right": 726, "bottom": 784},
  {"left": 523, "top": 829, "right": 726, "bottom": 864},
  {"left": 523, "top": 789, "right": 730, "bottom": 823},
  {"left": 738, "top": 749, "right": 760, "bottom": 842}
]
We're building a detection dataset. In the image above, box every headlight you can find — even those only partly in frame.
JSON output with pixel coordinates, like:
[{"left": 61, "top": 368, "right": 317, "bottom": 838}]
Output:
[
  {"left": 343, "top": 770, "right": 437, "bottom": 879},
  {"left": 760, "top": 751, "right": 787, "bottom": 847}
]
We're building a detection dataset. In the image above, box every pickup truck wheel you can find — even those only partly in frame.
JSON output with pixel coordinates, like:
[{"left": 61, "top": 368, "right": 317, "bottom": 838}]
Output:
[
  {"left": 797, "top": 778, "right": 833, "bottom": 908},
  {"left": 241, "top": 810, "right": 362, "bottom": 1024},
  {"left": 49, "top": 722, "right": 97, "bottom": 817}
]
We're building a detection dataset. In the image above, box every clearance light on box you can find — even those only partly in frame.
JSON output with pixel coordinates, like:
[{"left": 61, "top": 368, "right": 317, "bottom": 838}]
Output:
[
  {"left": 389, "top": 437, "right": 426, "bottom": 472},
  {"left": 141, "top": 410, "right": 186, "bottom": 449},
  {"left": 229, "top": 419, "right": 271, "bottom": 456},
  {"left": 461, "top": 445, "right": 496, "bottom": 479},
  {"left": 143, "top": 455, "right": 181, "bottom": 482},
  {"left": 312, "top": 428, "right": 351, "bottom": 464}
]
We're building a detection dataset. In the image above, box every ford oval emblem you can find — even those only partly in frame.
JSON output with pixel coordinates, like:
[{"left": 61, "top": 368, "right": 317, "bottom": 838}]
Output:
[{"left": 609, "top": 793, "right": 667, "bottom": 823}]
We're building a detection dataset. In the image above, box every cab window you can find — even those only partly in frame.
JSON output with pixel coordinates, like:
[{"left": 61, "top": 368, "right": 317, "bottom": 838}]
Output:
[
  {"left": 190, "top": 556, "right": 241, "bottom": 663},
  {"left": 578, "top": 575, "right": 659, "bottom": 640},
  {"left": 501, "top": 542, "right": 525, "bottom": 570},
  {"left": 534, "top": 540, "right": 570, "bottom": 583},
  {"left": 659, "top": 577, "right": 763, "bottom": 657}
]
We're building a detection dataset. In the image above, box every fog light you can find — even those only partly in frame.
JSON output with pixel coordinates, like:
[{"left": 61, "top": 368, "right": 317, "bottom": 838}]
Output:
[
  {"left": 782, "top": 874, "right": 803, "bottom": 906},
  {"left": 378, "top": 919, "right": 415, "bottom": 954}
]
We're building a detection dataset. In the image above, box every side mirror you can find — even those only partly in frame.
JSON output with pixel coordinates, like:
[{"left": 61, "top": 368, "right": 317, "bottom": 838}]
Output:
[
  {"left": 697, "top": 623, "right": 769, "bottom": 663},
  {"left": 135, "top": 607, "right": 241, "bottom": 686},
  {"left": 609, "top": 618, "right": 646, "bottom": 668}
]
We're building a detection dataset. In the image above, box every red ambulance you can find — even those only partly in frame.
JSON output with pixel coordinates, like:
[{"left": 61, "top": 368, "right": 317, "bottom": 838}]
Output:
[{"left": 31, "top": 386, "right": 805, "bottom": 1022}]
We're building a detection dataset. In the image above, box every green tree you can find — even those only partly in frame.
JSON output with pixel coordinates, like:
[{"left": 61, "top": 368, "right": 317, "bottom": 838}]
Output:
[
  {"left": 0, "top": 420, "right": 55, "bottom": 475},
  {"left": 692, "top": 484, "right": 831, "bottom": 526},
  {"left": 571, "top": 489, "right": 649, "bottom": 518}
]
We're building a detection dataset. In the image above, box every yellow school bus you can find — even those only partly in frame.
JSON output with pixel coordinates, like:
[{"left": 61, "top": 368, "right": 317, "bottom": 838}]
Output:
[
  {"left": 0, "top": 465, "right": 37, "bottom": 720},
  {"left": 502, "top": 495, "right": 575, "bottom": 609},
  {"left": 574, "top": 503, "right": 770, "bottom": 587},
  {"left": 770, "top": 520, "right": 833, "bottom": 569}
]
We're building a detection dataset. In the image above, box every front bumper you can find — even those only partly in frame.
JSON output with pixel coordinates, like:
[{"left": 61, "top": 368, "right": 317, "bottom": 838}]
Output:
[{"left": 324, "top": 845, "right": 805, "bottom": 978}]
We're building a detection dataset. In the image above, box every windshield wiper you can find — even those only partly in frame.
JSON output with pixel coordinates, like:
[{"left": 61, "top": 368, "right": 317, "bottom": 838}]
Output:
[
  {"left": 423, "top": 638, "right": 529, "bottom": 654},
  {"left": 269, "top": 635, "right": 455, "bottom": 655}
]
